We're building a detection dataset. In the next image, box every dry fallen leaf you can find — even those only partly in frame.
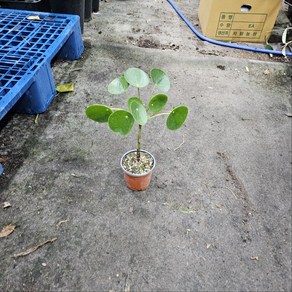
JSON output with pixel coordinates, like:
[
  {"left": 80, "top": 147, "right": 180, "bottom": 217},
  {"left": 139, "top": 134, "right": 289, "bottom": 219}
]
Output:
[
  {"left": 0, "top": 224, "right": 16, "bottom": 238},
  {"left": 245, "top": 66, "right": 249, "bottom": 72},
  {"left": 34, "top": 114, "right": 39, "bottom": 124},
  {"left": 0, "top": 156, "right": 8, "bottom": 163},
  {"left": 27, "top": 15, "right": 41, "bottom": 20},
  {"left": 56, "top": 83, "right": 75, "bottom": 93},
  {"left": 14, "top": 237, "right": 57, "bottom": 258},
  {"left": 250, "top": 256, "right": 259, "bottom": 260},
  {"left": 3, "top": 202, "right": 11, "bottom": 209},
  {"left": 263, "top": 69, "right": 270, "bottom": 75}
]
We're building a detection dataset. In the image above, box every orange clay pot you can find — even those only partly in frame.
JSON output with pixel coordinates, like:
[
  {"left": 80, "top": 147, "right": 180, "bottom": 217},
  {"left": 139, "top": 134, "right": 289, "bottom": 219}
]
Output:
[{"left": 120, "top": 150, "right": 156, "bottom": 191}]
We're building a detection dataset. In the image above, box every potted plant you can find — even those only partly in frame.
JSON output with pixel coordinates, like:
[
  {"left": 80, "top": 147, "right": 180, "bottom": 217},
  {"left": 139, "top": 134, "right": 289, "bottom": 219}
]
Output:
[{"left": 85, "top": 67, "right": 188, "bottom": 191}]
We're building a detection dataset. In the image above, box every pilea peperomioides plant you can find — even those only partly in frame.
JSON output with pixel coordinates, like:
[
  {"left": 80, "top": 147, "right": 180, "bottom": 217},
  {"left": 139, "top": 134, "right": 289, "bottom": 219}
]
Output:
[{"left": 85, "top": 67, "right": 188, "bottom": 190}]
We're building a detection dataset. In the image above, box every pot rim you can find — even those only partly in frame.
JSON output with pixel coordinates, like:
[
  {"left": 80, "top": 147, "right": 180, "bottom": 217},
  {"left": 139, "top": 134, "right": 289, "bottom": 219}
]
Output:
[{"left": 120, "top": 149, "right": 156, "bottom": 177}]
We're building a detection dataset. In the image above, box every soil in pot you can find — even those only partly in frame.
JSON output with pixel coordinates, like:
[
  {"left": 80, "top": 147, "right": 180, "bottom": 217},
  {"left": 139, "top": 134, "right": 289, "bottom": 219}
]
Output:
[{"left": 121, "top": 150, "right": 155, "bottom": 191}]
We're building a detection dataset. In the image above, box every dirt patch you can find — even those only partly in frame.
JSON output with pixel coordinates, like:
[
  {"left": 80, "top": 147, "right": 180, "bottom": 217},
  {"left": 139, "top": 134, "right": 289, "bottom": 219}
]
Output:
[
  {"left": 129, "top": 36, "right": 181, "bottom": 51},
  {"left": 137, "top": 37, "right": 160, "bottom": 49}
]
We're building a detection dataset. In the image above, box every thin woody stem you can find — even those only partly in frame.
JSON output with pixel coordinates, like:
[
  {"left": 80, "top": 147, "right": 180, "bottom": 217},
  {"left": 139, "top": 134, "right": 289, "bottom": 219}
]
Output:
[
  {"left": 137, "top": 124, "right": 142, "bottom": 161},
  {"left": 138, "top": 88, "right": 141, "bottom": 99},
  {"left": 137, "top": 87, "right": 142, "bottom": 161}
]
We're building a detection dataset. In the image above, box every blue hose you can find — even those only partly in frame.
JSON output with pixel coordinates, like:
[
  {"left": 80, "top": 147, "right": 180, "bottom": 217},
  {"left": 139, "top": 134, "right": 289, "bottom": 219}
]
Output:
[
  {"left": 167, "top": 0, "right": 292, "bottom": 57},
  {"left": 0, "top": 163, "right": 3, "bottom": 175}
]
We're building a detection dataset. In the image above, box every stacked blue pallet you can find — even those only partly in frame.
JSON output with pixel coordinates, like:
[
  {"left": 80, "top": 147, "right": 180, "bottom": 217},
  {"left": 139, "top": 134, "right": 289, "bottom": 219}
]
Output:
[{"left": 0, "top": 8, "right": 84, "bottom": 120}]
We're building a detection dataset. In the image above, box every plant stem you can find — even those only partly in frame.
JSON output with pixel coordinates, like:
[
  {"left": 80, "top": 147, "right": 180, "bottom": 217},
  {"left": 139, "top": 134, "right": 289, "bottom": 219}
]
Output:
[
  {"left": 138, "top": 88, "right": 141, "bottom": 99},
  {"left": 150, "top": 85, "right": 156, "bottom": 100},
  {"left": 137, "top": 124, "right": 142, "bottom": 161},
  {"left": 148, "top": 112, "right": 170, "bottom": 120},
  {"left": 146, "top": 85, "right": 157, "bottom": 112},
  {"left": 137, "top": 87, "right": 142, "bottom": 161}
]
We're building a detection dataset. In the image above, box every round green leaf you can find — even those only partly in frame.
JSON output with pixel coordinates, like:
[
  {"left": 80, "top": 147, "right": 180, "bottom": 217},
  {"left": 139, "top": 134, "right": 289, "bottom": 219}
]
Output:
[
  {"left": 128, "top": 97, "right": 142, "bottom": 110},
  {"left": 108, "top": 76, "right": 129, "bottom": 94},
  {"left": 124, "top": 68, "right": 150, "bottom": 88},
  {"left": 108, "top": 110, "right": 134, "bottom": 136},
  {"left": 85, "top": 104, "right": 112, "bottom": 123},
  {"left": 148, "top": 94, "right": 168, "bottom": 113},
  {"left": 166, "top": 106, "right": 188, "bottom": 130},
  {"left": 129, "top": 100, "right": 148, "bottom": 126},
  {"left": 150, "top": 68, "right": 170, "bottom": 92}
]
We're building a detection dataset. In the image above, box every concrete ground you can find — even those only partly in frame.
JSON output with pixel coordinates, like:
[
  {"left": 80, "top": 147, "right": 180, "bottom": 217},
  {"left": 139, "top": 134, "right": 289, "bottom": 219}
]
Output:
[{"left": 0, "top": 0, "right": 291, "bottom": 291}]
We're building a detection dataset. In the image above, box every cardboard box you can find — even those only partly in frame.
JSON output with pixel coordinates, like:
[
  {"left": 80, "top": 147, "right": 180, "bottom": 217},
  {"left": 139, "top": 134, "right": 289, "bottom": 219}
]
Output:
[{"left": 198, "top": 0, "right": 282, "bottom": 42}]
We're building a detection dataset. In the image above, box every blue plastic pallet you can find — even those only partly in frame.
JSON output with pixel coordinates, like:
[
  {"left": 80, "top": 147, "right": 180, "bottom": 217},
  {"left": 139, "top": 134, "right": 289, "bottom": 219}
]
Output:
[{"left": 0, "top": 8, "right": 84, "bottom": 120}]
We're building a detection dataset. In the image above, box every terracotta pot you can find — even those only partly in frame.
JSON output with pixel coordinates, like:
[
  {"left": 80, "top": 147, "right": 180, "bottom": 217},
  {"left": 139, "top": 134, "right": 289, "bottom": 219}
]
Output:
[{"left": 120, "top": 150, "right": 156, "bottom": 191}]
